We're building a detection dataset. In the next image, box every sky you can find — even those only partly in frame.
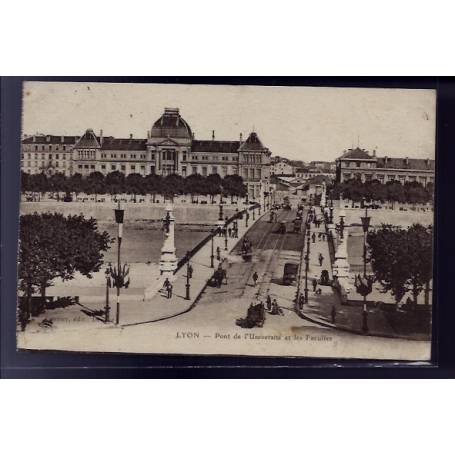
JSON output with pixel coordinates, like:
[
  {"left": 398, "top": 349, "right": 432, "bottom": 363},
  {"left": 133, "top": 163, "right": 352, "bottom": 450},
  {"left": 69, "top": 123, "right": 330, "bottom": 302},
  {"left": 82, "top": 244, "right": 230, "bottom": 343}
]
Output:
[{"left": 22, "top": 81, "right": 436, "bottom": 162}]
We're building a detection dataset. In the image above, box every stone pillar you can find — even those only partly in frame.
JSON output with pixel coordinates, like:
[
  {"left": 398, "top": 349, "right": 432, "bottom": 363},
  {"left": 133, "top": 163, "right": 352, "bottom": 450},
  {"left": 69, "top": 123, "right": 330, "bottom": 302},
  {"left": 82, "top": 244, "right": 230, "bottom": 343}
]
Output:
[
  {"left": 159, "top": 203, "right": 178, "bottom": 279},
  {"left": 332, "top": 226, "right": 351, "bottom": 300}
]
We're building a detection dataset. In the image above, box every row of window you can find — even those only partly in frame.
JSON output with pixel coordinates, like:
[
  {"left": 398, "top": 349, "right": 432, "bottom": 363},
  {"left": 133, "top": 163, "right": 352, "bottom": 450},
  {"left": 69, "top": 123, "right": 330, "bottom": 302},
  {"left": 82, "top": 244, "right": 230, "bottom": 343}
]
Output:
[
  {"left": 23, "top": 161, "right": 67, "bottom": 168},
  {"left": 180, "top": 165, "right": 237, "bottom": 177},
  {"left": 343, "top": 173, "right": 434, "bottom": 183},
  {"left": 26, "top": 145, "right": 69, "bottom": 152},
  {"left": 243, "top": 154, "right": 263, "bottom": 164},
  {"left": 24, "top": 153, "right": 67, "bottom": 160}
]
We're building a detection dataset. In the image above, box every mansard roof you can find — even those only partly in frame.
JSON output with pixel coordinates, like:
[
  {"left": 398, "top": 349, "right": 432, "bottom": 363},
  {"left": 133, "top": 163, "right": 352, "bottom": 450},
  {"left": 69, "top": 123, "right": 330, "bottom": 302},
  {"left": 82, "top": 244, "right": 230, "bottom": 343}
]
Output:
[
  {"left": 75, "top": 129, "right": 100, "bottom": 148},
  {"left": 339, "top": 148, "right": 375, "bottom": 160},
  {"left": 376, "top": 156, "right": 435, "bottom": 171},
  {"left": 239, "top": 132, "right": 267, "bottom": 151},
  {"left": 100, "top": 137, "right": 147, "bottom": 151},
  {"left": 192, "top": 140, "right": 240, "bottom": 153},
  {"left": 22, "top": 135, "right": 77, "bottom": 145}
]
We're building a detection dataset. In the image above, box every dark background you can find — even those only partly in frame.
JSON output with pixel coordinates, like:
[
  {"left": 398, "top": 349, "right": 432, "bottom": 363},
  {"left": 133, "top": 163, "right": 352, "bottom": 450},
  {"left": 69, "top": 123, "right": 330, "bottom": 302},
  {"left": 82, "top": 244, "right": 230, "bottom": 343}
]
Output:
[{"left": 1, "top": 76, "right": 453, "bottom": 378}]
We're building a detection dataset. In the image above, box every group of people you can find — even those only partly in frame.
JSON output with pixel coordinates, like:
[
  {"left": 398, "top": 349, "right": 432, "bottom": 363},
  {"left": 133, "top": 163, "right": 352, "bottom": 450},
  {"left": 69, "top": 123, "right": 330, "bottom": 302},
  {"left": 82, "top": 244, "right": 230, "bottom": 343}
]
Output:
[{"left": 218, "top": 220, "right": 239, "bottom": 239}]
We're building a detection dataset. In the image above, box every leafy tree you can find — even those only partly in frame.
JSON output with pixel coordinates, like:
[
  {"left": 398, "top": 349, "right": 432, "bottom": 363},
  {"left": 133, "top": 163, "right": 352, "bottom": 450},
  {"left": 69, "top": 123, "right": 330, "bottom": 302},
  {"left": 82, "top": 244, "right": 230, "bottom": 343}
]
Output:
[
  {"left": 184, "top": 174, "right": 206, "bottom": 202},
  {"left": 144, "top": 173, "right": 163, "bottom": 202},
  {"left": 68, "top": 173, "right": 84, "bottom": 198},
  {"left": 206, "top": 173, "right": 222, "bottom": 203},
  {"left": 223, "top": 175, "right": 247, "bottom": 201},
  {"left": 105, "top": 171, "right": 125, "bottom": 197},
  {"left": 162, "top": 174, "right": 184, "bottom": 201},
  {"left": 85, "top": 172, "right": 106, "bottom": 202},
  {"left": 125, "top": 173, "right": 145, "bottom": 202},
  {"left": 18, "top": 213, "right": 111, "bottom": 326},
  {"left": 368, "top": 223, "right": 433, "bottom": 306}
]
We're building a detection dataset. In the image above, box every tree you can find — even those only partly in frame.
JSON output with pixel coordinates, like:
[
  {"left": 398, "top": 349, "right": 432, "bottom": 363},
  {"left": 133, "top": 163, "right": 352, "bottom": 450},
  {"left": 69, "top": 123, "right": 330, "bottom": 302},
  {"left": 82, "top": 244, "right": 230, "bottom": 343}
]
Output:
[
  {"left": 367, "top": 224, "right": 409, "bottom": 305},
  {"left": 125, "top": 173, "right": 145, "bottom": 202},
  {"left": 68, "top": 173, "right": 84, "bottom": 198},
  {"left": 367, "top": 223, "right": 433, "bottom": 307},
  {"left": 48, "top": 172, "right": 67, "bottom": 199},
  {"left": 162, "top": 174, "right": 184, "bottom": 201},
  {"left": 29, "top": 172, "right": 49, "bottom": 201},
  {"left": 86, "top": 171, "right": 106, "bottom": 202},
  {"left": 18, "top": 213, "right": 112, "bottom": 326},
  {"left": 184, "top": 174, "right": 205, "bottom": 202},
  {"left": 223, "top": 174, "right": 247, "bottom": 201},
  {"left": 105, "top": 171, "right": 125, "bottom": 198},
  {"left": 144, "top": 173, "right": 163, "bottom": 202},
  {"left": 206, "top": 173, "right": 222, "bottom": 203}
]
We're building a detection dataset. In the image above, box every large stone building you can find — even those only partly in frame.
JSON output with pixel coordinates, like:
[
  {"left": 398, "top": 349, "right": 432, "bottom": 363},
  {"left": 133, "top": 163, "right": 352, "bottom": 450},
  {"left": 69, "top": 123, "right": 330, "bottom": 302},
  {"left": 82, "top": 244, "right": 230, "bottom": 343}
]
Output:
[
  {"left": 335, "top": 147, "right": 435, "bottom": 186},
  {"left": 21, "top": 107, "right": 272, "bottom": 200}
]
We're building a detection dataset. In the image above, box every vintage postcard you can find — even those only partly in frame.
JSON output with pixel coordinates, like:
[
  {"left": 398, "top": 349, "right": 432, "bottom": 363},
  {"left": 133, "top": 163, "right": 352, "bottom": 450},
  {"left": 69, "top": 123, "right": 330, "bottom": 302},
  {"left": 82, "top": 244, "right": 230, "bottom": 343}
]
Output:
[{"left": 17, "top": 81, "right": 435, "bottom": 360}]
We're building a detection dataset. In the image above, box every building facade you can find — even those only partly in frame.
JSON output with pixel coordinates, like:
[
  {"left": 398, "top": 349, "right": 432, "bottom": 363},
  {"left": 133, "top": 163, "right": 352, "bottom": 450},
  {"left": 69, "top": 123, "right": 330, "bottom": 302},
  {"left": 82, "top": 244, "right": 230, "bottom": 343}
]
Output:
[
  {"left": 21, "top": 107, "right": 272, "bottom": 200},
  {"left": 335, "top": 147, "right": 435, "bottom": 186},
  {"left": 270, "top": 159, "right": 295, "bottom": 176}
]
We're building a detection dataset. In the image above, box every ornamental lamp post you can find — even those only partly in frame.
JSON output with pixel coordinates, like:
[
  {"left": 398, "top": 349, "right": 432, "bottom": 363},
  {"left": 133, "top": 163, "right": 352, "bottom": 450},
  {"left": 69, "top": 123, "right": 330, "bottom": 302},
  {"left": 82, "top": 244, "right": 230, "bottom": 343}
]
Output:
[
  {"left": 339, "top": 208, "right": 346, "bottom": 240},
  {"left": 224, "top": 217, "right": 228, "bottom": 251},
  {"left": 218, "top": 202, "right": 224, "bottom": 222},
  {"left": 210, "top": 228, "right": 215, "bottom": 268},
  {"left": 304, "top": 222, "right": 311, "bottom": 304},
  {"left": 185, "top": 251, "right": 192, "bottom": 300},
  {"left": 114, "top": 201, "right": 124, "bottom": 325},
  {"left": 359, "top": 205, "right": 372, "bottom": 333},
  {"left": 104, "top": 264, "right": 112, "bottom": 323},
  {"left": 329, "top": 206, "right": 334, "bottom": 224},
  {"left": 245, "top": 211, "right": 249, "bottom": 228}
]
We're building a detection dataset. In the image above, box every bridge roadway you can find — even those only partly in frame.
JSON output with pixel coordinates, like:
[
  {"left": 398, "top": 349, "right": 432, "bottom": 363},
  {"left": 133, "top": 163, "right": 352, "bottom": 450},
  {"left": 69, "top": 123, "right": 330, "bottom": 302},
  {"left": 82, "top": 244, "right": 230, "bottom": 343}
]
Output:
[{"left": 151, "top": 208, "right": 328, "bottom": 334}]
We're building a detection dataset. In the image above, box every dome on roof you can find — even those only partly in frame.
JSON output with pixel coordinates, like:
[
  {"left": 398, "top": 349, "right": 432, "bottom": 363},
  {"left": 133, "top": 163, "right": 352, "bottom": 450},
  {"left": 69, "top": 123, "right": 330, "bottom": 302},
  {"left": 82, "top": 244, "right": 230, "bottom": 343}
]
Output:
[{"left": 150, "top": 107, "right": 192, "bottom": 139}]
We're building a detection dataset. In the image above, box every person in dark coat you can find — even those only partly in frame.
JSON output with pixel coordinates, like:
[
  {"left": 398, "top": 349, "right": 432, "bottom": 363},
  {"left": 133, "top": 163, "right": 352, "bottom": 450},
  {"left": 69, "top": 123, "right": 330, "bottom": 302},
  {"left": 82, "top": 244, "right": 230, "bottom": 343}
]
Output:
[
  {"left": 266, "top": 294, "right": 272, "bottom": 311},
  {"left": 312, "top": 277, "right": 318, "bottom": 292},
  {"left": 312, "top": 232, "right": 316, "bottom": 243},
  {"left": 252, "top": 271, "right": 259, "bottom": 286},
  {"left": 318, "top": 253, "right": 324, "bottom": 267}
]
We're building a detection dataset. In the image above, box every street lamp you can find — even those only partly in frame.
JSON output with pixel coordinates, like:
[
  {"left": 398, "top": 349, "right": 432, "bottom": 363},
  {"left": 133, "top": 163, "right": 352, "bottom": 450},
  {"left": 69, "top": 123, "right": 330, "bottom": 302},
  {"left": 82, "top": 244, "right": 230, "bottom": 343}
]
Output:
[
  {"left": 104, "top": 264, "right": 112, "bottom": 323},
  {"left": 245, "top": 211, "right": 249, "bottom": 228},
  {"left": 114, "top": 201, "right": 124, "bottom": 325},
  {"left": 359, "top": 204, "right": 372, "bottom": 333},
  {"left": 339, "top": 208, "right": 346, "bottom": 239},
  {"left": 304, "top": 221, "right": 311, "bottom": 304},
  {"left": 224, "top": 217, "right": 228, "bottom": 251},
  {"left": 252, "top": 206, "right": 256, "bottom": 220},
  {"left": 210, "top": 228, "right": 215, "bottom": 268},
  {"left": 218, "top": 202, "right": 224, "bottom": 222},
  {"left": 329, "top": 206, "right": 334, "bottom": 224},
  {"left": 185, "top": 251, "right": 192, "bottom": 300}
]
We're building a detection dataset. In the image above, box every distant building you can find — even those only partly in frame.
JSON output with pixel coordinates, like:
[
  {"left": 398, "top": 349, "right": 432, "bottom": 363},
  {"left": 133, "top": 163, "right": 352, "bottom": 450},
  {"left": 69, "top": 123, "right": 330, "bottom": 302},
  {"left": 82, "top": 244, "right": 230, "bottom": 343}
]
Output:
[
  {"left": 21, "top": 134, "right": 76, "bottom": 177},
  {"left": 21, "top": 107, "right": 272, "bottom": 200},
  {"left": 335, "top": 147, "right": 435, "bottom": 186},
  {"left": 270, "top": 159, "right": 295, "bottom": 176},
  {"left": 295, "top": 167, "right": 335, "bottom": 181}
]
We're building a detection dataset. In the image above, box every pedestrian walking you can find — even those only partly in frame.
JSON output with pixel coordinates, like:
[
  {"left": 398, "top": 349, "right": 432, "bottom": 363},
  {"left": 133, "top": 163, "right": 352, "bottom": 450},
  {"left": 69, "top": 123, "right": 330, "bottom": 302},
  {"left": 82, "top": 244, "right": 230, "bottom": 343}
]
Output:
[
  {"left": 266, "top": 294, "right": 272, "bottom": 311},
  {"left": 228, "top": 227, "right": 232, "bottom": 238},
  {"left": 312, "top": 277, "right": 318, "bottom": 292},
  {"left": 252, "top": 271, "right": 259, "bottom": 286},
  {"left": 216, "top": 246, "right": 221, "bottom": 261},
  {"left": 318, "top": 253, "right": 324, "bottom": 267},
  {"left": 312, "top": 232, "right": 316, "bottom": 243},
  {"left": 318, "top": 232, "right": 322, "bottom": 240}
]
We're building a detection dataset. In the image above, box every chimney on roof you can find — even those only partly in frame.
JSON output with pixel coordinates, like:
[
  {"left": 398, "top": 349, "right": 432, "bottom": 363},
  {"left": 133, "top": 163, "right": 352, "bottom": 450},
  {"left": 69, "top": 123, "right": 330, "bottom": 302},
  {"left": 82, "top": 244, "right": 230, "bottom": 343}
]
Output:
[
  {"left": 147, "top": 130, "right": 150, "bottom": 140},
  {"left": 32, "top": 136, "right": 36, "bottom": 142},
  {"left": 99, "top": 129, "right": 103, "bottom": 146},
  {"left": 405, "top": 157, "right": 409, "bottom": 166},
  {"left": 372, "top": 149, "right": 376, "bottom": 158},
  {"left": 426, "top": 158, "right": 430, "bottom": 167},
  {"left": 239, "top": 132, "right": 243, "bottom": 144},
  {"left": 384, "top": 156, "right": 388, "bottom": 164},
  {"left": 129, "top": 133, "right": 133, "bottom": 139},
  {"left": 46, "top": 135, "right": 50, "bottom": 142},
  {"left": 61, "top": 135, "right": 64, "bottom": 143},
  {"left": 212, "top": 130, "right": 215, "bottom": 140}
]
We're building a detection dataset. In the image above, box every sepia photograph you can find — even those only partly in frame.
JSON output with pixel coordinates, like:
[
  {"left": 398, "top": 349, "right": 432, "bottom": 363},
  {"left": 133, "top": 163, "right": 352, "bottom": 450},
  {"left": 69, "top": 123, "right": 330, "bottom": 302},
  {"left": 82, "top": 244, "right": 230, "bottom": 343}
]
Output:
[{"left": 16, "top": 81, "right": 435, "bottom": 360}]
